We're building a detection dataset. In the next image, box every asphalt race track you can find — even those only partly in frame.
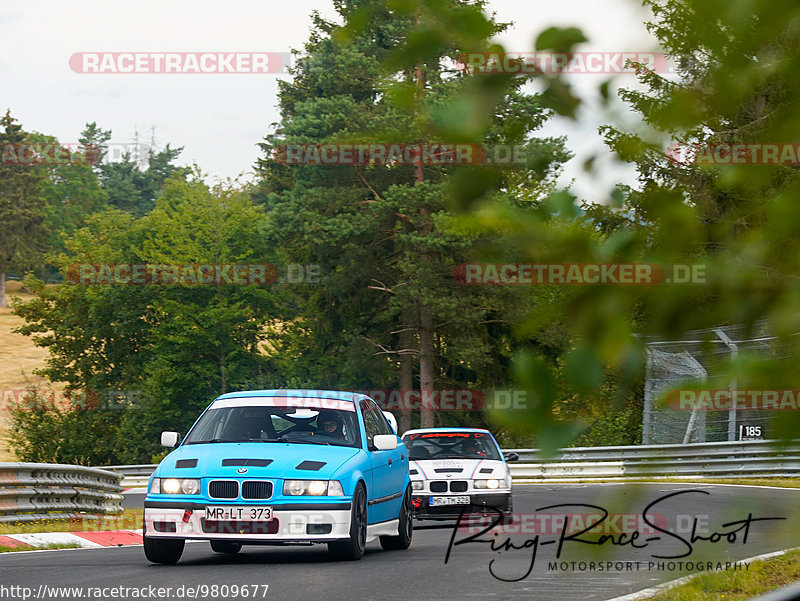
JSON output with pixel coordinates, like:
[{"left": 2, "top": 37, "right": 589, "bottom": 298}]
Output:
[{"left": 3, "top": 484, "right": 798, "bottom": 601}]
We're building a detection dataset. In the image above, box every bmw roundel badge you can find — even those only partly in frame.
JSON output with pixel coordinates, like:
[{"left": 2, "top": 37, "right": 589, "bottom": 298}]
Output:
[{"left": 237, "top": 467, "right": 248, "bottom": 474}]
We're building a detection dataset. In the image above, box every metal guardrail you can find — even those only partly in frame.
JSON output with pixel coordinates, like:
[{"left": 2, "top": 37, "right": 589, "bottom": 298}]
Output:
[
  {"left": 0, "top": 463, "right": 124, "bottom": 522},
  {"left": 505, "top": 439, "right": 800, "bottom": 481},
  {"left": 102, "top": 464, "right": 157, "bottom": 477},
  {"left": 105, "top": 440, "right": 800, "bottom": 486},
  {"left": 103, "top": 465, "right": 156, "bottom": 489}
]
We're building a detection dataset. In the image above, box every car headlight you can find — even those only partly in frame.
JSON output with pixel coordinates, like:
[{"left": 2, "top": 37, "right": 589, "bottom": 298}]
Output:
[
  {"left": 283, "top": 480, "right": 344, "bottom": 496},
  {"left": 151, "top": 478, "right": 200, "bottom": 495},
  {"left": 412, "top": 480, "right": 423, "bottom": 491},
  {"left": 473, "top": 479, "right": 500, "bottom": 489},
  {"left": 327, "top": 480, "right": 345, "bottom": 496},
  {"left": 181, "top": 478, "right": 200, "bottom": 494}
]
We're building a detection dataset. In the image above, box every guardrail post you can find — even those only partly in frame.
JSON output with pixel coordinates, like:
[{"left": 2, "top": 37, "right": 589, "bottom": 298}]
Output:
[{"left": 714, "top": 328, "right": 739, "bottom": 442}]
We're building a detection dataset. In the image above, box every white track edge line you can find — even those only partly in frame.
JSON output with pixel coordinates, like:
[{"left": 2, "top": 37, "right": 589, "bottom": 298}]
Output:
[{"left": 604, "top": 546, "right": 800, "bottom": 601}]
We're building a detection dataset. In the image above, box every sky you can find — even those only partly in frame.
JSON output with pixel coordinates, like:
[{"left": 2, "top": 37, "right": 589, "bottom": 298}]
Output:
[{"left": 0, "top": 0, "right": 661, "bottom": 203}]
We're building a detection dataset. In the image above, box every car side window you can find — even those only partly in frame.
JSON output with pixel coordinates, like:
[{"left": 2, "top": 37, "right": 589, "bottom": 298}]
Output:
[
  {"left": 271, "top": 415, "right": 292, "bottom": 433},
  {"left": 366, "top": 399, "right": 393, "bottom": 436},
  {"left": 360, "top": 400, "right": 380, "bottom": 448},
  {"left": 187, "top": 408, "right": 225, "bottom": 442},
  {"left": 405, "top": 439, "right": 433, "bottom": 459}
]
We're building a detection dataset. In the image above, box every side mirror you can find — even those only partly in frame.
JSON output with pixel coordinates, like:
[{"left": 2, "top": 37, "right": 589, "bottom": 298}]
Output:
[
  {"left": 503, "top": 451, "right": 520, "bottom": 462},
  {"left": 161, "top": 431, "right": 180, "bottom": 448},
  {"left": 373, "top": 434, "right": 398, "bottom": 451},
  {"left": 382, "top": 411, "right": 398, "bottom": 434}
]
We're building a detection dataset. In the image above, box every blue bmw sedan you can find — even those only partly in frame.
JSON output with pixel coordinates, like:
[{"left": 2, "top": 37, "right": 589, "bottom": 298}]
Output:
[{"left": 143, "top": 390, "right": 412, "bottom": 563}]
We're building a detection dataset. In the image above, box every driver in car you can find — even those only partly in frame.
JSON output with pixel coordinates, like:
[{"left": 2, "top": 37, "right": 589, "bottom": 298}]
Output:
[
  {"left": 462, "top": 438, "right": 487, "bottom": 457},
  {"left": 316, "top": 411, "right": 346, "bottom": 440}
]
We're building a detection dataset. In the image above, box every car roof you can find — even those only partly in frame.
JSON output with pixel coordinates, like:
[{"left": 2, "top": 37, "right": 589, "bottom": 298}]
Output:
[
  {"left": 402, "top": 427, "right": 492, "bottom": 436},
  {"left": 214, "top": 389, "right": 367, "bottom": 403}
]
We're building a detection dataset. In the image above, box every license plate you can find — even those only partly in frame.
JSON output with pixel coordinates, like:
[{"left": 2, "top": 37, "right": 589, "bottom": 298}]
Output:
[
  {"left": 205, "top": 506, "right": 273, "bottom": 521},
  {"left": 429, "top": 496, "right": 470, "bottom": 506}
]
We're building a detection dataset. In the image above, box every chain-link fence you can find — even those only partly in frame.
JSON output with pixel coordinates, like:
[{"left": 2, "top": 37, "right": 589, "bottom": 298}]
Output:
[{"left": 642, "top": 321, "right": 790, "bottom": 444}]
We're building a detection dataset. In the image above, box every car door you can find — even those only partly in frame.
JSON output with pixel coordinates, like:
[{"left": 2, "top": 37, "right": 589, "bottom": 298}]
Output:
[
  {"left": 360, "top": 400, "right": 386, "bottom": 522},
  {"left": 363, "top": 399, "right": 405, "bottom": 523}
]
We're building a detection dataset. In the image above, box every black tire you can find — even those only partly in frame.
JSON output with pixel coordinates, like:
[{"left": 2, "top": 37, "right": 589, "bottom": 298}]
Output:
[
  {"left": 328, "top": 483, "right": 367, "bottom": 561},
  {"left": 210, "top": 541, "right": 242, "bottom": 554},
  {"left": 504, "top": 500, "right": 514, "bottom": 524},
  {"left": 380, "top": 485, "right": 413, "bottom": 550},
  {"left": 143, "top": 537, "right": 184, "bottom": 564}
]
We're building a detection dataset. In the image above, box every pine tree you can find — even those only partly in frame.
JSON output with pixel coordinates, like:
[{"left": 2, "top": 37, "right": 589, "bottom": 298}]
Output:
[
  {"left": 256, "top": 0, "right": 570, "bottom": 428},
  {"left": 0, "top": 111, "right": 48, "bottom": 307}
]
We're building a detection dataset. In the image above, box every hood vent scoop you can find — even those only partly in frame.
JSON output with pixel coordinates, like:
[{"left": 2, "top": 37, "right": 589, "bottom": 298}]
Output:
[
  {"left": 296, "top": 460, "right": 326, "bottom": 471},
  {"left": 175, "top": 459, "right": 197, "bottom": 468},
  {"left": 222, "top": 458, "right": 272, "bottom": 467}
]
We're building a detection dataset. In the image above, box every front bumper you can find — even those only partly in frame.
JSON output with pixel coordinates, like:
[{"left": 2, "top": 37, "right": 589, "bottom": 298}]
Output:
[
  {"left": 143, "top": 500, "right": 351, "bottom": 542},
  {"left": 411, "top": 491, "right": 512, "bottom": 520}
]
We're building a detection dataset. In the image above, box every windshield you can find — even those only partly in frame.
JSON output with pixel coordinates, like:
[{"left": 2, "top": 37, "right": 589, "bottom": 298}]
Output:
[
  {"left": 184, "top": 397, "right": 360, "bottom": 448},
  {"left": 402, "top": 431, "right": 501, "bottom": 460}
]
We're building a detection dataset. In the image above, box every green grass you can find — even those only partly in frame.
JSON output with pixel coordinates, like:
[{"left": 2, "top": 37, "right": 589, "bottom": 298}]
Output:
[
  {"left": 0, "top": 509, "right": 142, "bottom": 535},
  {"left": 649, "top": 550, "right": 800, "bottom": 601},
  {"left": 0, "top": 542, "right": 81, "bottom": 553}
]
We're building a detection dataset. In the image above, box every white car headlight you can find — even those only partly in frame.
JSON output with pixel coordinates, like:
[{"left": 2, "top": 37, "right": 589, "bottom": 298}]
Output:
[
  {"left": 307, "top": 480, "right": 327, "bottom": 496},
  {"left": 153, "top": 478, "right": 200, "bottom": 495},
  {"left": 473, "top": 478, "right": 501, "bottom": 489},
  {"left": 285, "top": 480, "right": 306, "bottom": 496},
  {"left": 283, "top": 480, "right": 344, "bottom": 496},
  {"left": 181, "top": 478, "right": 200, "bottom": 494},
  {"left": 412, "top": 480, "right": 423, "bottom": 491}
]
